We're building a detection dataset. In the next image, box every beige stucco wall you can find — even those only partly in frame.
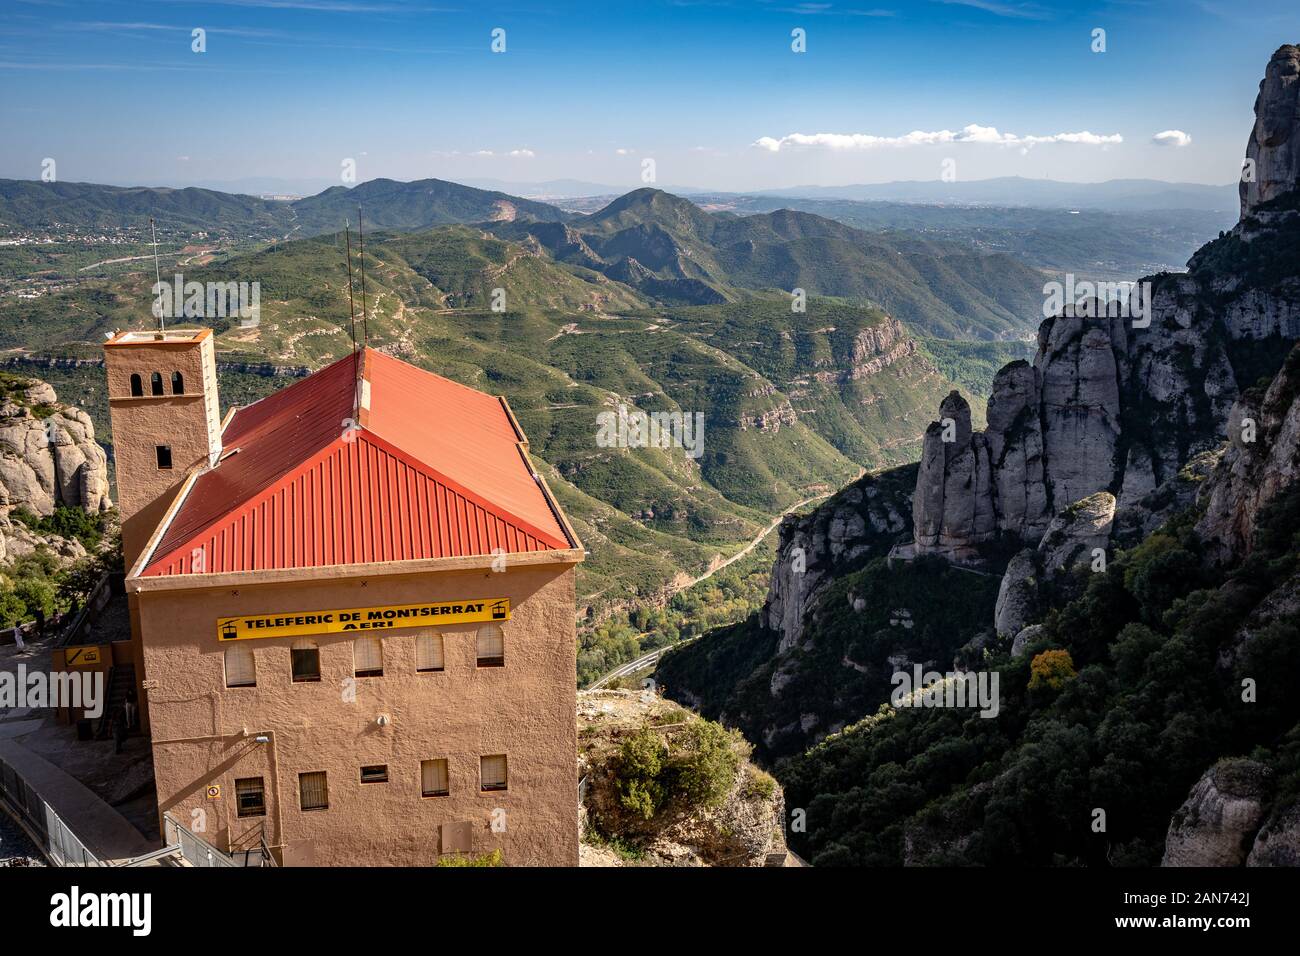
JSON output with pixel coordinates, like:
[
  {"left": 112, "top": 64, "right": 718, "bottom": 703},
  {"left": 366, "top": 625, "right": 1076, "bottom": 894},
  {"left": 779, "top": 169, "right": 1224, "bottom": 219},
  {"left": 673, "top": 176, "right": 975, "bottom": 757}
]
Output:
[{"left": 136, "top": 561, "right": 579, "bottom": 867}]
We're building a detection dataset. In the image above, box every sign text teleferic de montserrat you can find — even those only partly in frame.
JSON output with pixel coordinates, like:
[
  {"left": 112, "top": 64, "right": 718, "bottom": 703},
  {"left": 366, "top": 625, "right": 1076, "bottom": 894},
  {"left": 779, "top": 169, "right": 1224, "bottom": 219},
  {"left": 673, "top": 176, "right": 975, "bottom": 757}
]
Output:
[{"left": 216, "top": 599, "right": 510, "bottom": 641}]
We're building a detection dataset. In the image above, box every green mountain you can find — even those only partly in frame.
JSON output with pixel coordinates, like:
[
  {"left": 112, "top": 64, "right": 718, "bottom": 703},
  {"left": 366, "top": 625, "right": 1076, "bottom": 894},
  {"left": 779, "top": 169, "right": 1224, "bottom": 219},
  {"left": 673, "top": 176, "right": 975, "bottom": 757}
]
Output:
[
  {"left": 3, "top": 223, "right": 979, "bottom": 624},
  {"left": 289, "top": 178, "right": 569, "bottom": 233},
  {"left": 0, "top": 176, "right": 568, "bottom": 240},
  {"left": 0, "top": 179, "right": 289, "bottom": 235},
  {"left": 492, "top": 188, "right": 1047, "bottom": 339}
]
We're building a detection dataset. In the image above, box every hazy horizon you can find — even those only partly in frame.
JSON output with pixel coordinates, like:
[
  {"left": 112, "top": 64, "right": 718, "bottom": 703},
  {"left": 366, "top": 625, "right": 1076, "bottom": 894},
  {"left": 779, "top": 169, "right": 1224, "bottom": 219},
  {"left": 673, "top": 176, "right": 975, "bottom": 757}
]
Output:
[{"left": 2, "top": 1, "right": 1297, "bottom": 192}]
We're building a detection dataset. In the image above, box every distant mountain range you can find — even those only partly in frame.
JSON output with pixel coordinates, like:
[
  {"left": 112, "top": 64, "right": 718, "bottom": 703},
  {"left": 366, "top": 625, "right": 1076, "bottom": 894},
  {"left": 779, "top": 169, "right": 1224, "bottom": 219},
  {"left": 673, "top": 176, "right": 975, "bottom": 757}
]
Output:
[
  {"left": 1, "top": 177, "right": 1049, "bottom": 340},
  {"left": 490, "top": 188, "right": 1046, "bottom": 338},
  {"left": 755, "top": 176, "right": 1239, "bottom": 212}
]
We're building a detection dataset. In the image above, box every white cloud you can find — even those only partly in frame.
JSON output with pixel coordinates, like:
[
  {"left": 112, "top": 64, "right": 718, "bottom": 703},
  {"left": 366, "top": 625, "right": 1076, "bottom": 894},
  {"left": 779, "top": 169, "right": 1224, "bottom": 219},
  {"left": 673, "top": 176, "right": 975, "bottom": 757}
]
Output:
[
  {"left": 508, "top": 149, "right": 536, "bottom": 158},
  {"left": 1152, "top": 129, "right": 1192, "bottom": 148},
  {"left": 615, "top": 148, "right": 635, "bottom": 155},
  {"left": 753, "top": 125, "right": 1123, "bottom": 151}
]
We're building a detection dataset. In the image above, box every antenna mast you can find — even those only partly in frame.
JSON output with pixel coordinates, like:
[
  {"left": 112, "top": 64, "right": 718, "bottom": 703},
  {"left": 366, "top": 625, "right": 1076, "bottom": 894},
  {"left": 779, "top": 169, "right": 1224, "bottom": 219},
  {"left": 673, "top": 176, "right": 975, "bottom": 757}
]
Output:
[
  {"left": 150, "top": 217, "right": 165, "bottom": 333},
  {"left": 344, "top": 220, "right": 358, "bottom": 354},
  {"left": 357, "top": 205, "right": 369, "bottom": 347}
]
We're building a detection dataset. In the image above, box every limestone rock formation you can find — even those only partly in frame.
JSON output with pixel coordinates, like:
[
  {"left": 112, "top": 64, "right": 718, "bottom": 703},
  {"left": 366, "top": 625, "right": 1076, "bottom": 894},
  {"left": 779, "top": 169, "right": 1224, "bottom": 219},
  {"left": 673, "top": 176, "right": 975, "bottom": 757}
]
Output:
[
  {"left": 1248, "top": 802, "right": 1300, "bottom": 866},
  {"left": 0, "top": 374, "right": 111, "bottom": 562},
  {"left": 1162, "top": 759, "right": 1272, "bottom": 867},
  {"left": 766, "top": 466, "right": 913, "bottom": 652},
  {"left": 1241, "top": 44, "right": 1300, "bottom": 217},
  {"left": 1196, "top": 342, "right": 1300, "bottom": 562},
  {"left": 993, "top": 492, "right": 1115, "bottom": 636},
  {"left": 993, "top": 550, "right": 1039, "bottom": 638},
  {"left": 914, "top": 312, "right": 1125, "bottom": 562},
  {"left": 1037, "top": 491, "right": 1116, "bottom": 575},
  {"left": 916, "top": 45, "right": 1300, "bottom": 566}
]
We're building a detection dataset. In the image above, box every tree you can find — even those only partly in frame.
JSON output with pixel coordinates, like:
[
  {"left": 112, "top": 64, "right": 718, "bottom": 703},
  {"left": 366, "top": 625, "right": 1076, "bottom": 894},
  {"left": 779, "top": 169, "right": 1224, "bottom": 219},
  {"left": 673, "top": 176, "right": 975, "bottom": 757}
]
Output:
[{"left": 1028, "top": 649, "right": 1077, "bottom": 692}]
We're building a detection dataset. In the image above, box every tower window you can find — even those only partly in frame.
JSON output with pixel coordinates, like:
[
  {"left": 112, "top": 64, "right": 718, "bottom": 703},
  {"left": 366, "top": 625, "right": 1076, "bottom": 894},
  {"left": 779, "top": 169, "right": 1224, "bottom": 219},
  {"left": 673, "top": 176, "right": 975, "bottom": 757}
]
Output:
[
  {"left": 155, "top": 445, "right": 173, "bottom": 469},
  {"left": 129, "top": 373, "right": 144, "bottom": 397},
  {"left": 171, "top": 371, "right": 184, "bottom": 394},
  {"left": 150, "top": 371, "right": 164, "bottom": 396}
]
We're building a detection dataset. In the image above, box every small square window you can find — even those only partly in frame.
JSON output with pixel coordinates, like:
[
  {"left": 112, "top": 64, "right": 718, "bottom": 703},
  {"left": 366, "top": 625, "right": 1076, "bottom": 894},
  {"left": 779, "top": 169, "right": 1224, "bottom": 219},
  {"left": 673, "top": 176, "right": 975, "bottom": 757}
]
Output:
[
  {"left": 360, "top": 765, "right": 388, "bottom": 784},
  {"left": 298, "top": 771, "right": 328, "bottom": 811},
  {"left": 235, "top": 777, "right": 266, "bottom": 818},
  {"left": 421, "top": 758, "right": 449, "bottom": 797},
  {"left": 480, "top": 754, "right": 508, "bottom": 792},
  {"left": 156, "top": 445, "right": 173, "bottom": 469},
  {"left": 291, "top": 641, "right": 320, "bottom": 683}
]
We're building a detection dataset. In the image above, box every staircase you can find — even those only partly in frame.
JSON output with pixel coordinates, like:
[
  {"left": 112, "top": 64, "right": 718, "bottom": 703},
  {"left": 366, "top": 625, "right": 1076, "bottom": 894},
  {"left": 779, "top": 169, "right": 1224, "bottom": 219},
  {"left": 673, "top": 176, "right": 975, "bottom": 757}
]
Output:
[{"left": 95, "top": 664, "right": 137, "bottom": 739}]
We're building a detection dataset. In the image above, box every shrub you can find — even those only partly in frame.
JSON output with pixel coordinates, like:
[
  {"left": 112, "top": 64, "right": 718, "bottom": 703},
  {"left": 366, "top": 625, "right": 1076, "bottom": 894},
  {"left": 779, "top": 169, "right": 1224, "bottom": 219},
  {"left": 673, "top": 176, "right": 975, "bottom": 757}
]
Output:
[
  {"left": 435, "top": 849, "right": 502, "bottom": 867},
  {"left": 615, "top": 727, "right": 668, "bottom": 819},
  {"left": 667, "top": 720, "right": 740, "bottom": 808}
]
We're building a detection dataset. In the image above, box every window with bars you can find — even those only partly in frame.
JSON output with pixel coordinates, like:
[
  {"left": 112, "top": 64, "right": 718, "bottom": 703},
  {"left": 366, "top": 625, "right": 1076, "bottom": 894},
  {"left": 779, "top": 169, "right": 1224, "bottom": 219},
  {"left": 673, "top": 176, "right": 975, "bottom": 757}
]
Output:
[
  {"left": 224, "top": 644, "right": 256, "bottom": 688},
  {"left": 353, "top": 635, "right": 383, "bottom": 677},
  {"left": 415, "top": 631, "right": 445, "bottom": 672},
  {"left": 360, "top": 765, "right": 388, "bottom": 784},
  {"left": 235, "top": 777, "right": 266, "bottom": 818},
  {"left": 476, "top": 623, "right": 505, "bottom": 668},
  {"left": 298, "top": 771, "right": 328, "bottom": 811},
  {"left": 421, "top": 759, "right": 449, "bottom": 797},
  {"left": 480, "top": 754, "right": 508, "bottom": 792},
  {"left": 291, "top": 639, "right": 321, "bottom": 683}
]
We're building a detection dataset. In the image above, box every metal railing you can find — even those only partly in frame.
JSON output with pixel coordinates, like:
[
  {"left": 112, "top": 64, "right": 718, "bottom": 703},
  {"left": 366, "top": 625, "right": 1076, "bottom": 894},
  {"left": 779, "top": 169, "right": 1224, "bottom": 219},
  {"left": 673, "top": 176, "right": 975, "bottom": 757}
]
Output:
[
  {"left": 0, "top": 756, "right": 106, "bottom": 866},
  {"left": 162, "top": 813, "right": 239, "bottom": 868}
]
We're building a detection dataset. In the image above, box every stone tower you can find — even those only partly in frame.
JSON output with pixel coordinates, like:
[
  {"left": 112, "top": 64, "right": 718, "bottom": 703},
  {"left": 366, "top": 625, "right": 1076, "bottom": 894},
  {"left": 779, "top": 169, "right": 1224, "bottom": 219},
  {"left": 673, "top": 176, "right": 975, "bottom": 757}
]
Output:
[{"left": 103, "top": 329, "right": 222, "bottom": 568}]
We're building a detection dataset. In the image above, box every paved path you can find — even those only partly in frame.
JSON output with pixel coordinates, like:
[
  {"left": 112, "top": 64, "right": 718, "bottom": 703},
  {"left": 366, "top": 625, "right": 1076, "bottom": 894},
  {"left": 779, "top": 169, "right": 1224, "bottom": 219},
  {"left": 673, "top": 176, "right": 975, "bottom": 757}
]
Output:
[{"left": 0, "top": 738, "right": 155, "bottom": 862}]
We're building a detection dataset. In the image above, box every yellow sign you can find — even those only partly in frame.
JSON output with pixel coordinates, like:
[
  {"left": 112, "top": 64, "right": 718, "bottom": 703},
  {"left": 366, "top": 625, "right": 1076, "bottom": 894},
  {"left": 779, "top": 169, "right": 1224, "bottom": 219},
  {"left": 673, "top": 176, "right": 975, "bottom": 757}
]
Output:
[
  {"left": 65, "top": 647, "right": 102, "bottom": 667},
  {"left": 206, "top": 785, "right": 221, "bottom": 799},
  {"left": 216, "top": 598, "right": 511, "bottom": 641}
]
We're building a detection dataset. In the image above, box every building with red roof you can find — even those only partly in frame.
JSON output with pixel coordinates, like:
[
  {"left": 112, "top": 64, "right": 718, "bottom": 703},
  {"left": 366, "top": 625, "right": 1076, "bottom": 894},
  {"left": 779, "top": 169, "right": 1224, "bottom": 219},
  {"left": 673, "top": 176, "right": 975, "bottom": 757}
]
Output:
[{"left": 103, "top": 329, "right": 583, "bottom": 866}]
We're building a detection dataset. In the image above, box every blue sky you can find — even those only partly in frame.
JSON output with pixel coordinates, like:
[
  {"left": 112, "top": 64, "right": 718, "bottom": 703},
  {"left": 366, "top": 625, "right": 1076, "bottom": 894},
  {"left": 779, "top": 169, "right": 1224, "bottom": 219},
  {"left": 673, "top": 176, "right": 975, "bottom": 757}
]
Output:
[{"left": 1, "top": 0, "right": 1297, "bottom": 192}]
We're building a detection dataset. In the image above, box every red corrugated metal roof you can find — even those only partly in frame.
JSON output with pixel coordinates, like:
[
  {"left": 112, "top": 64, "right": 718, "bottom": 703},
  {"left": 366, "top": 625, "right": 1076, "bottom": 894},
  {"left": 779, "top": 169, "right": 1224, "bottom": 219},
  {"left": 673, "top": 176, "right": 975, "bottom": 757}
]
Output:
[{"left": 141, "top": 348, "right": 573, "bottom": 577}]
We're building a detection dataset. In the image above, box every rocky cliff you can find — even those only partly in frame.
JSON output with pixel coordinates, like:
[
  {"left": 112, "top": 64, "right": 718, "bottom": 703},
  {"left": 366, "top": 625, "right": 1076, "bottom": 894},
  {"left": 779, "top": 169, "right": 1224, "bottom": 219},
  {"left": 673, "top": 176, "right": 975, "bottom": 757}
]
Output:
[
  {"left": 1241, "top": 44, "right": 1300, "bottom": 217},
  {"left": 1196, "top": 342, "right": 1300, "bottom": 562},
  {"left": 0, "top": 373, "right": 111, "bottom": 563},
  {"left": 764, "top": 464, "right": 914, "bottom": 651},
  {"left": 1162, "top": 759, "right": 1296, "bottom": 867},
  {"left": 577, "top": 689, "right": 790, "bottom": 867},
  {"left": 914, "top": 48, "right": 1300, "bottom": 567}
]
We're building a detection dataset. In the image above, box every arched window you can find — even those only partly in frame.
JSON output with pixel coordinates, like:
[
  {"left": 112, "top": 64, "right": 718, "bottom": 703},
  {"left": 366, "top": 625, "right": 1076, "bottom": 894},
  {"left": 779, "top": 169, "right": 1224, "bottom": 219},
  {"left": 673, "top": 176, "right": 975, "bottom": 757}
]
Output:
[
  {"left": 171, "top": 371, "right": 184, "bottom": 395},
  {"left": 150, "top": 371, "right": 163, "bottom": 396},
  {"left": 291, "top": 638, "right": 321, "bottom": 683},
  {"left": 353, "top": 635, "right": 383, "bottom": 677},
  {"left": 129, "top": 373, "right": 143, "bottom": 397},
  {"left": 415, "top": 631, "right": 445, "bottom": 672},
  {"left": 476, "top": 623, "right": 504, "bottom": 667},
  {"left": 224, "top": 644, "right": 256, "bottom": 688}
]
